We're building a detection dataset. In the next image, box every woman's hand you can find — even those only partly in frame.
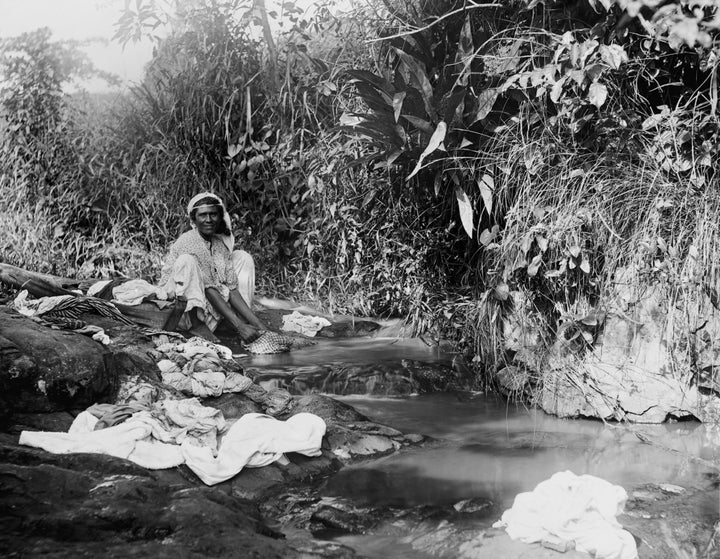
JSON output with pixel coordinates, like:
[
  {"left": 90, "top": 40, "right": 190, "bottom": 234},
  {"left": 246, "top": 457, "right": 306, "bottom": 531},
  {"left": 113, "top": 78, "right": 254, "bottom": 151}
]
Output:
[{"left": 235, "top": 323, "right": 262, "bottom": 343}]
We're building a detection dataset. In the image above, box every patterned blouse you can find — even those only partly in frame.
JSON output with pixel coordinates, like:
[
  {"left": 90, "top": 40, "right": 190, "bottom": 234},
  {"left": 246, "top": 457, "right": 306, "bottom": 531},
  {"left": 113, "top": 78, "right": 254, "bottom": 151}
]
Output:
[{"left": 160, "top": 229, "right": 238, "bottom": 293}]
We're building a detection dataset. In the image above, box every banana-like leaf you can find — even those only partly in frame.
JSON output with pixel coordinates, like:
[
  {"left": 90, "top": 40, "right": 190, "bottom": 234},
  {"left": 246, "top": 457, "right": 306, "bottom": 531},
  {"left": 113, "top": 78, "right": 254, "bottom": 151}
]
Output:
[
  {"left": 473, "top": 88, "right": 499, "bottom": 123},
  {"left": 477, "top": 173, "right": 494, "bottom": 216},
  {"left": 395, "top": 48, "right": 436, "bottom": 120},
  {"left": 402, "top": 114, "right": 434, "bottom": 134},
  {"left": 346, "top": 69, "right": 395, "bottom": 96},
  {"left": 393, "top": 92, "right": 406, "bottom": 122},
  {"left": 407, "top": 121, "right": 447, "bottom": 180},
  {"left": 454, "top": 16, "right": 474, "bottom": 87},
  {"left": 455, "top": 185, "right": 474, "bottom": 238}
]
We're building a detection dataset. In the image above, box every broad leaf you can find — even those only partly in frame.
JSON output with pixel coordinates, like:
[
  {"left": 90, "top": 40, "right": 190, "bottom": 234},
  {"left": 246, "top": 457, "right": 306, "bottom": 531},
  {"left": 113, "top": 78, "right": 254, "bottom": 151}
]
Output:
[
  {"left": 407, "top": 121, "right": 447, "bottom": 180},
  {"left": 527, "top": 254, "right": 543, "bottom": 277},
  {"left": 474, "top": 88, "right": 499, "bottom": 122},
  {"left": 402, "top": 114, "right": 434, "bottom": 134},
  {"left": 477, "top": 173, "right": 494, "bottom": 216},
  {"left": 395, "top": 48, "right": 436, "bottom": 119},
  {"left": 455, "top": 185, "right": 474, "bottom": 238},
  {"left": 454, "top": 16, "right": 474, "bottom": 87},
  {"left": 588, "top": 82, "right": 608, "bottom": 108},
  {"left": 599, "top": 44, "right": 627, "bottom": 70},
  {"left": 393, "top": 92, "right": 406, "bottom": 122}
]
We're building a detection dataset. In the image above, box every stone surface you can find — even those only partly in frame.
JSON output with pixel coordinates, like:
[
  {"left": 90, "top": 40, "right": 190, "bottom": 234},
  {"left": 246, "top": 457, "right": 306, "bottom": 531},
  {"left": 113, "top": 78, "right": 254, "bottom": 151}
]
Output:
[
  {"left": 540, "top": 358, "right": 700, "bottom": 423},
  {"left": 0, "top": 309, "right": 161, "bottom": 418},
  {"left": 502, "top": 274, "right": 720, "bottom": 423}
]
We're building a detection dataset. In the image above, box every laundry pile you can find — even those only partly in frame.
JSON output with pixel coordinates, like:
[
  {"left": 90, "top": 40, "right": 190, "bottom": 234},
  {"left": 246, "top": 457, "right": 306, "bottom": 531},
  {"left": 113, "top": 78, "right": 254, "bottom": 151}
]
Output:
[
  {"left": 493, "top": 470, "right": 638, "bottom": 559},
  {"left": 152, "top": 336, "right": 294, "bottom": 416},
  {"left": 19, "top": 396, "right": 326, "bottom": 486}
]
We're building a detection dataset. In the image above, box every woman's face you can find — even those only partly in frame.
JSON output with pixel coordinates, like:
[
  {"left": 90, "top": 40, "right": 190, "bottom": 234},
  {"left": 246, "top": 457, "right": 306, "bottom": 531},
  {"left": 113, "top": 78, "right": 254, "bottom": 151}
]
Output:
[{"left": 193, "top": 206, "right": 221, "bottom": 239}]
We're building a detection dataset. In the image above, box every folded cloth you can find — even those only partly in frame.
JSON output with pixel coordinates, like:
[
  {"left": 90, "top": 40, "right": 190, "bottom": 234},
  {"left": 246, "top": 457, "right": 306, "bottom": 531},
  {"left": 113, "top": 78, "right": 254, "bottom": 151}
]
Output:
[
  {"left": 493, "top": 470, "right": 637, "bottom": 559},
  {"left": 181, "top": 412, "right": 326, "bottom": 485}
]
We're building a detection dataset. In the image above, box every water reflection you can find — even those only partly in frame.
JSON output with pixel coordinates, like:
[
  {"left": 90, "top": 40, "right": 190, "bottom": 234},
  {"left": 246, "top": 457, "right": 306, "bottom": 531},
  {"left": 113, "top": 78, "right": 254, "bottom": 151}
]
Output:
[{"left": 329, "top": 392, "right": 716, "bottom": 509}]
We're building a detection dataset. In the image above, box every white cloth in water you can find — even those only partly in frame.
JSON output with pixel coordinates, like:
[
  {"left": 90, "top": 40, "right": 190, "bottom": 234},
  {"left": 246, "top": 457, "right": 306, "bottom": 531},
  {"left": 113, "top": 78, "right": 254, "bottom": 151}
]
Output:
[
  {"left": 181, "top": 412, "right": 326, "bottom": 486},
  {"left": 493, "top": 470, "right": 637, "bottom": 559},
  {"left": 281, "top": 310, "right": 331, "bottom": 337},
  {"left": 111, "top": 279, "right": 168, "bottom": 306}
]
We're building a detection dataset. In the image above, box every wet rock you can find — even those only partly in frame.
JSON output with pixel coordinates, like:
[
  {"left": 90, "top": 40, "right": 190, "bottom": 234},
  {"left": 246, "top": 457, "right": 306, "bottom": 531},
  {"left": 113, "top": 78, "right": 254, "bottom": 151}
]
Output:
[
  {"left": 255, "top": 361, "right": 469, "bottom": 397},
  {"left": 0, "top": 433, "right": 350, "bottom": 559},
  {"left": 327, "top": 425, "right": 399, "bottom": 459},
  {"left": 316, "top": 319, "right": 381, "bottom": 338},
  {"left": 0, "top": 309, "right": 164, "bottom": 420},
  {"left": 621, "top": 482, "right": 720, "bottom": 558},
  {"left": 540, "top": 358, "right": 699, "bottom": 423},
  {"left": 290, "top": 394, "right": 370, "bottom": 423},
  {"left": 311, "top": 504, "right": 373, "bottom": 534},
  {"left": 203, "top": 392, "right": 265, "bottom": 420}
]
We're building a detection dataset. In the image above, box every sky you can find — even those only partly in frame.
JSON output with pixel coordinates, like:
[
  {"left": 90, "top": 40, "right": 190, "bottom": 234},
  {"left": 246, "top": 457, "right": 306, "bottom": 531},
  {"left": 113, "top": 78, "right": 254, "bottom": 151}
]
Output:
[
  {"left": 0, "top": 0, "right": 155, "bottom": 91},
  {"left": 0, "top": 0, "right": 341, "bottom": 92}
]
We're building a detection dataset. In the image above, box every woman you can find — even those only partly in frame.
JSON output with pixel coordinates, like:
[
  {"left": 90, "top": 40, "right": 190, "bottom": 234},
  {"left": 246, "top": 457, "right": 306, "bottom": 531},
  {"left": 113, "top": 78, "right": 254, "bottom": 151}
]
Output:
[{"left": 160, "top": 192, "right": 266, "bottom": 343}]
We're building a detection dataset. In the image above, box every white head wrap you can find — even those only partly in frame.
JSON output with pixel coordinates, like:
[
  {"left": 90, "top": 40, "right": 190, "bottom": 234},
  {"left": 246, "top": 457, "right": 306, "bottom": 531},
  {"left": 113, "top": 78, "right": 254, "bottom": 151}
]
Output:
[{"left": 187, "top": 191, "right": 235, "bottom": 251}]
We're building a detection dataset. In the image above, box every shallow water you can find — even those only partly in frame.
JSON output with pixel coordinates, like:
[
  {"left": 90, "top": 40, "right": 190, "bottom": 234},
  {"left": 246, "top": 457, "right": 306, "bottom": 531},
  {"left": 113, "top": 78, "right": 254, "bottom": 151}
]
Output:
[
  {"left": 242, "top": 337, "right": 720, "bottom": 558},
  {"left": 323, "top": 392, "right": 719, "bottom": 558}
]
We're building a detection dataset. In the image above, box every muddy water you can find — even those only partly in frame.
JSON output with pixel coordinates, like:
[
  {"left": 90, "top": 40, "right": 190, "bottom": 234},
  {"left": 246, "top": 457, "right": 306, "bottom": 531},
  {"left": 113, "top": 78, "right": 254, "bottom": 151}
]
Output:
[{"left": 240, "top": 337, "right": 720, "bottom": 558}]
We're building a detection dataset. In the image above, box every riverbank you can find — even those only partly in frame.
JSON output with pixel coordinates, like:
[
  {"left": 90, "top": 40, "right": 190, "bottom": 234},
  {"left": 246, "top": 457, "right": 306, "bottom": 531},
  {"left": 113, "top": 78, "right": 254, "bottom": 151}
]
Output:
[{"left": 1, "top": 303, "right": 718, "bottom": 558}]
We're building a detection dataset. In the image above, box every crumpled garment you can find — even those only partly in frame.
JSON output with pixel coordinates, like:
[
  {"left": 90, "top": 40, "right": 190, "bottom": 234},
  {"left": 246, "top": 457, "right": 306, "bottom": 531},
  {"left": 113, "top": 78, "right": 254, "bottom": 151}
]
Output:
[
  {"left": 111, "top": 279, "right": 168, "bottom": 306},
  {"left": 493, "top": 470, "right": 638, "bottom": 559},
  {"left": 281, "top": 310, "right": 331, "bottom": 337},
  {"left": 157, "top": 337, "right": 233, "bottom": 361},
  {"left": 19, "top": 405, "right": 326, "bottom": 485},
  {"left": 162, "top": 370, "right": 253, "bottom": 399},
  {"left": 20, "top": 411, "right": 185, "bottom": 469},
  {"left": 87, "top": 402, "right": 150, "bottom": 429},
  {"left": 182, "top": 412, "right": 326, "bottom": 485}
]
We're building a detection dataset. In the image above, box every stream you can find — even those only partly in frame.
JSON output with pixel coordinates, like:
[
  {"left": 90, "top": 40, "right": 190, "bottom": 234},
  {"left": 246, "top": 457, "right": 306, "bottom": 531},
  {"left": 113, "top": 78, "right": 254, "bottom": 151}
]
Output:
[{"left": 239, "top": 336, "right": 720, "bottom": 558}]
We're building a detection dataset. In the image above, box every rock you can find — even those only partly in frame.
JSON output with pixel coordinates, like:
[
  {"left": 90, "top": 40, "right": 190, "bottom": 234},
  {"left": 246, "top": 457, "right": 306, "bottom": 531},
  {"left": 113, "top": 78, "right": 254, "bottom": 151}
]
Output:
[
  {"left": 316, "top": 319, "right": 381, "bottom": 338},
  {"left": 327, "top": 425, "right": 399, "bottom": 458},
  {"left": 290, "top": 394, "right": 370, "bottom": 423},
  {"left": 539, "top": 358, "right": 699, "bottom": 423},
  {"left": 310, "top": 504, "right": 374, "bottom": 534},
  {"left": 203, "top": 392, "right": 264, "bottom": 420}
]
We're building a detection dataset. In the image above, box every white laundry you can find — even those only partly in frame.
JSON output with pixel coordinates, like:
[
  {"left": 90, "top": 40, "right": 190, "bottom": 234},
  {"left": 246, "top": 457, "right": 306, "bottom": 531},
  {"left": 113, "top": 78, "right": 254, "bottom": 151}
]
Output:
[
  {"left": 493, "top": 470, "right": 637, "bottom": 559},
  {"left": 87, "top": 280, "right": 113, "bottom": 298},
  {"left": 281, "top": 310, "right": 331, "bottom": 337},
  {"left": 13, "top": 291, "right": 74, "bottom": 317},
  {"left": 19, "top": 407, "right": 326, "bottom": 486},
  {"left": 182, "top": 412, "right": 326, "bottom": 486},
  {"left": 19, "top": 411, "right": 184, "bottom": 469},
  {"left": 111, "top": 279, "right": 168, "bottom": 306}
]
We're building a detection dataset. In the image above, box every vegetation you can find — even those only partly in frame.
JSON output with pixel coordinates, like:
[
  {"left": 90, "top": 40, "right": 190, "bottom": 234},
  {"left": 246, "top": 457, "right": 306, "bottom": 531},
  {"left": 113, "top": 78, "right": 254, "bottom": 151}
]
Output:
[{"left": 1, "top": 0, "right": 718, "bottom": 389}]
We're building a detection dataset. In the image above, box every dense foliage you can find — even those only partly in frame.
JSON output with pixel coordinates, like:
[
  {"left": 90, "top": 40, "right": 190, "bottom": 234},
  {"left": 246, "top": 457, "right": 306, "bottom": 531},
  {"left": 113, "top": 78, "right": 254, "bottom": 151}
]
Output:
[{"left": 1, "top": 0, "right": 718, "bottom": 387}]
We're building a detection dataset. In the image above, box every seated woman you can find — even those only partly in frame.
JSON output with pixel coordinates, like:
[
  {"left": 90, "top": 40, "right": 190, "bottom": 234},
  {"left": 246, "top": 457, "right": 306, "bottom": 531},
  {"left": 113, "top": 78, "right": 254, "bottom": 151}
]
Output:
[{"left": 160, "top": 192, "right": 266, "bottom": 343}]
